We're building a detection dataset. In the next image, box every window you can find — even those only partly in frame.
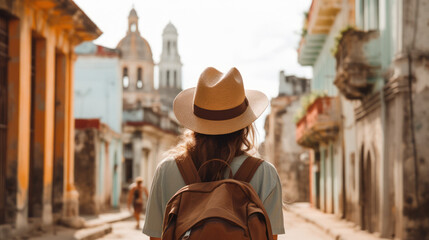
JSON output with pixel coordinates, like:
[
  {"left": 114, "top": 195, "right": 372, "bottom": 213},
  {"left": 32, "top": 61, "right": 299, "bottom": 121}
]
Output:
[
  {"left": 166, "top": 70, "right": 170, "bottom": 87},
  {"left": 374, "top": 0, "right": 379, "bottom": 30},
  {"left": 125, "top": 158, "right": 133, "bottom": 183},
  {"left": 301, "top": 79, "right": 307, "bottom": 93},
  {"left": 174, "top": 70, "right": 177, "bottom": 87},
  {"left": 122, "top": 67, "right": 129, "bottom": 88},
  {"left": 136, "top": 67, "right": 143, "bottom": 89},
  {"left": 360, "top": 0, "right": 379, "bottom": 30},
  {"left": 167, "top": 41, "right": 171, "bottom": 55}
]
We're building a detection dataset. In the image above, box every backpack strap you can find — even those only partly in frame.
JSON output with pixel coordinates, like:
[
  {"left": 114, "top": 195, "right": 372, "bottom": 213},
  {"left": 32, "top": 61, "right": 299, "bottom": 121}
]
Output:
[
  {"left": 175, "top": 157, "right": 201, "bottom": 185},
  {"left": 233, "top": 156, "right": 264, "bottom": 182}
]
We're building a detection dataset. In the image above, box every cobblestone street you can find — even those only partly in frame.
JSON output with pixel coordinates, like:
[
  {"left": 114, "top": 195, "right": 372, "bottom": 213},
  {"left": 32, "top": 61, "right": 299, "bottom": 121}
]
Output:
[{"left": 96, "top": 210, "right": 333, "bottom": 240}]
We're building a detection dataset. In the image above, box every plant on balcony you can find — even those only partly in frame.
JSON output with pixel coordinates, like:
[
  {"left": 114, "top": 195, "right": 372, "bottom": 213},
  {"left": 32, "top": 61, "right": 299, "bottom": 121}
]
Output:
[
  {"left": 293, "top": 91, "right": 327, "bottom": 123},
  {"left": 331, "top": 25, "right": 355, "bottom": 57},
  {"left": 333, "top": 27, "right": 379, "bottom": 99},
  {"left": 300, "top": 11, "right": 309, "bottom": 38},
  {"left": 295, "top": 95, "right": 340, "bottom": 149}
]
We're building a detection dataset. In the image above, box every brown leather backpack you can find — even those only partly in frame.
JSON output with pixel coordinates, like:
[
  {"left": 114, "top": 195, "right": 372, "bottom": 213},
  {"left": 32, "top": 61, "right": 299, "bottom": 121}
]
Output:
[{"left": 161, "top": 156, "right": 274, "bottom": 240}]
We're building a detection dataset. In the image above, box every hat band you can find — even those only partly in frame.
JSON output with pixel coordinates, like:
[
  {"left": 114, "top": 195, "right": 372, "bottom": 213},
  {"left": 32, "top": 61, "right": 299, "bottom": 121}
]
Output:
[{"left": 193, "top": 98, "right": 249, "bottom": 121}]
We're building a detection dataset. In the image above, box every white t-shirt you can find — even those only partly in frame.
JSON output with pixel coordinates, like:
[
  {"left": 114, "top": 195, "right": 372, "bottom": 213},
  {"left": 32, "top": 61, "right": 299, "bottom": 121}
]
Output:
[{"left": 143, "top": 154, "right": 285, "bottom": 238}]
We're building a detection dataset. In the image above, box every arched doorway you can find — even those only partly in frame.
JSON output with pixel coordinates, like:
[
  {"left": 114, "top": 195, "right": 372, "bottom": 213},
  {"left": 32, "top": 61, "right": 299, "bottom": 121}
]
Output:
[{"left": 360, "top": 145, "right": 373, "bottom": 232}]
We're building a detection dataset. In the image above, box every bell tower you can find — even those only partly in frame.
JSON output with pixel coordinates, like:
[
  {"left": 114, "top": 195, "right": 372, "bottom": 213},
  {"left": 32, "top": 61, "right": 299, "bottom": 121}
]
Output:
[
  {"left": 158, "top": 22, "right": 182, "bottom": 112},
  {"left": 128, "top": 8, "right": 139, "bottom": 33}
]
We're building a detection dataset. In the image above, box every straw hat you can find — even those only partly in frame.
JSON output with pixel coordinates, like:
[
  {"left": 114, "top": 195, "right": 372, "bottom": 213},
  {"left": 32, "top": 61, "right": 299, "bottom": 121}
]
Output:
[
  {"left": 135, "top": 177, "right": 143, "bottom": 183},
  {"left": 173, "top": 67, "right": 268, "bottom": 135}
]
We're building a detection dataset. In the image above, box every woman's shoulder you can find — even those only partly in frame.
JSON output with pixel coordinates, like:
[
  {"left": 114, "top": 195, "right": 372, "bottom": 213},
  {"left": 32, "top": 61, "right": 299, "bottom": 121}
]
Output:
[
  {"left": 242, "top": 154, "right": 278, "bottom": 175},
  {"left": 158, "top": 157, "right": 176, "bottom": 167},
  {"left": 250, "top": 157, "right": 280, "bottom": 186},
  {"left": 260, "top": 159, "right": 278, "bottom": 174},
  {"left": 155, "top": 157, "right": 180, "bottom": 177}
]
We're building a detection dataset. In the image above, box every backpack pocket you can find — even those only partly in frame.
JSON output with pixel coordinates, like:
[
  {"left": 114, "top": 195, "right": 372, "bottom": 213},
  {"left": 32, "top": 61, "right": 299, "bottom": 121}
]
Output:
[
  {"left": 248, "top": 204, "right": 270, "bottom": 240},
  {"left": 180, "top": 217, "right": 250, "bottom": 240}
]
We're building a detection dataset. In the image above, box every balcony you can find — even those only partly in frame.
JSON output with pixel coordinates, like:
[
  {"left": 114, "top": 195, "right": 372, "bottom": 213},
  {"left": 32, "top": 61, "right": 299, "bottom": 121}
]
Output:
[
  {"left": 298, "top": 0, "right": 342, "bottom": 66},
  {"left": 296, "top": 97, "right": 340, "bottom": 148},
  {"left": 307, "top": 0, "right": 342, "bottom": 35},
  {"left": 123, "top": 107, "right": 181, "bottom": 135},
  {"left": 333, "top": 28, "right": 380, "bottom": 99}
]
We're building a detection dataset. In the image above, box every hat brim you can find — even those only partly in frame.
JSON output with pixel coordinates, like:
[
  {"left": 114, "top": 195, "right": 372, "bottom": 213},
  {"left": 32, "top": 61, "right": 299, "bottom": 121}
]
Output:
[{"left": 173, "top": 88, "right": 269, "bottom": 135}]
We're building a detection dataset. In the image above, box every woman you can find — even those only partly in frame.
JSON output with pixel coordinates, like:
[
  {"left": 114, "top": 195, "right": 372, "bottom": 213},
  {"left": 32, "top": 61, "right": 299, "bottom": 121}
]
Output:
[
  {"left": 143, "top": 67, "right": 284, "bottom": 239},
  {"left": 127, "top": 177, "right": 149, "bottom": 229}
]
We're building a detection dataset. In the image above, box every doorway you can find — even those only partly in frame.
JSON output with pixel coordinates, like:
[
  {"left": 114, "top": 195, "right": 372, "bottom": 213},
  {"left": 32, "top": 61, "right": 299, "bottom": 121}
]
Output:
[
  {"left": 360, "top": 146, "right": 373, "bottom": 232},
  {"left": 315, "top": 151, "right": 321, "bottom": 209},
  {"left": 28, "top": 37, "right": 44, "bottom": 219},
  {"left": 0, "top": 13, "right": 8, "bottom": 224}
]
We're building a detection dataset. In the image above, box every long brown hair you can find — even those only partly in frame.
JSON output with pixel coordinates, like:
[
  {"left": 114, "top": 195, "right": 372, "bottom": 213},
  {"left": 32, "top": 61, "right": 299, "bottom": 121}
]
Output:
[{"left": 171, "top": 124, "right": 256, "bottom": 182}]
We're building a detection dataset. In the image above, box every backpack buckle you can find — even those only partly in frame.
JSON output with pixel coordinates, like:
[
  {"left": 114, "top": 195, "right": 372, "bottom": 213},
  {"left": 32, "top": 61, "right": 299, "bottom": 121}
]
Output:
[{"left": 182, "top": 229, "right": 191, "bottom": 240}]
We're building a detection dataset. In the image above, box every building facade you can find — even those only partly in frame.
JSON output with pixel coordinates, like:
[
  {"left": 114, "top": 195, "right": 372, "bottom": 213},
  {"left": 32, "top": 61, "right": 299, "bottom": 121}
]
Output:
[
  {"left": 117, "top": 8, "right": 183, "bottom": 200},
  {"left": 74, "top": 119, "right": 122, "bottom": 215},
  {"left": 122, "top": 108, "right": 180, "bottom": 189},
  {"left": 264, "top": 73, "right": 311, "bottom": 202},
  {"left": 118, "top": 8, "right": 155, "bottom": 109},
  {"left": 296, "top": 0, "right": 429, "bottom": 239},
  {"left": 158, "top": 22, "right": 183, "bottom": 113},
  {"left": 0, "top": 0, "right": 100, "bottom": 238},
  {"left": 73, "top": 42, "right": 123, "bottom": 214}
]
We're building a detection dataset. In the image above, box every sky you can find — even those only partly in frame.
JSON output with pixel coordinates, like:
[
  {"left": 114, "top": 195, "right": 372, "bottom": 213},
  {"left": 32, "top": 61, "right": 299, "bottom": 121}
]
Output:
[{"left": 73, "top": 0, "right": 313, "bottom": 141}]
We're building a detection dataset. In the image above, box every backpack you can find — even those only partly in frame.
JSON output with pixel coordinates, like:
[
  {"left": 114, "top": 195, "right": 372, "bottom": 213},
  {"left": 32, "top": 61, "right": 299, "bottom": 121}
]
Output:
[{"left": 161, "top": 156, "right": 274, "bottom": 240}]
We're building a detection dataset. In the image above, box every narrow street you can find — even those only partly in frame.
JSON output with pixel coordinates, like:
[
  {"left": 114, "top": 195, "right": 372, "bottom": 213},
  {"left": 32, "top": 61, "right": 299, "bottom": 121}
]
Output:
[{"left": 96, "top": 210, "right": 333, "bottom": 240}]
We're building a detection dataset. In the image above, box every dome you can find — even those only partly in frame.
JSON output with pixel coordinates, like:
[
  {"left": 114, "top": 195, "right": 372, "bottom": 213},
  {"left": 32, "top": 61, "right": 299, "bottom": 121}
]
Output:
[
  {"left": 129, "top": 8, "right": 138, "bottom": 18},
  {"left": 163, "top": 22, "right": 178, "bottom": 35},
  {"left": 117, "top": 33, "right": 153, "bottom": 61}
]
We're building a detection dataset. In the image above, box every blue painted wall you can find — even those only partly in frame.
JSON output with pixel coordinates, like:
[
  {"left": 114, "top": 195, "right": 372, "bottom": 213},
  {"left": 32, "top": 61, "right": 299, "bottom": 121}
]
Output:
[
  {"left": 74, "top": 41, "right": 123, "bottom": 209},
  {"left": 74, "top": 42, "right": 122, "bottom": 133}
]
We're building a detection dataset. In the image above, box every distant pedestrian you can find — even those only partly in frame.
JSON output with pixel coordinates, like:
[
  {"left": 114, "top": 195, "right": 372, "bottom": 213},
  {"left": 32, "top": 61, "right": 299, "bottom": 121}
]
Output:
[
  {"left": 143, "top": 67, "right": 284, "bottom": 240},
  {"left": 127, "top": 177, "right": 149, "bottom": 229}
]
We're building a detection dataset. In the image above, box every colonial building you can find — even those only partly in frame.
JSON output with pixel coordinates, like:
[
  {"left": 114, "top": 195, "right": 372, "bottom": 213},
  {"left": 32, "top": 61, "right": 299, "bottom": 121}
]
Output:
[
  {"left": 264, "top": 72, "right": 311, "bottom": 202},
  {"left": 71, "top": 7, "right": 183, "bottom": 206},
  {"left": 117, "top": 8, "right": 182, "bottom": 197},
  {"left": 122, "top": 108, "right": 181, "bottom": 188},
  {"left": 296, "top": 0, "right": 429, "bottom": 239},
  {"left": 118, "top": 8, "right": 155, "bottom": 109},
  {"left": 74, "top": 42, "right": 123, "bottom": 215},
  {"left": 0, "top": 0, "right": 100, "bottom": 238},
  {"left": 158, "top": 22, "right": 183, "bottom": 113}
]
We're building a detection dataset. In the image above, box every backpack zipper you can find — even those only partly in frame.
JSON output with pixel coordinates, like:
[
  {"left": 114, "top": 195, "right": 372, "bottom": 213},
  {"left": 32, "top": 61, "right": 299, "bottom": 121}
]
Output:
[{"left": 182, "top": 229, "right": 191, "bottom": 240}]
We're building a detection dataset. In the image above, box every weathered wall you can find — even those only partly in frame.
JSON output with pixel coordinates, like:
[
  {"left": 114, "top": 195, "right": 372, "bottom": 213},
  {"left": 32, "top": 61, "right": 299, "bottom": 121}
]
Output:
[
  {"left": 396, "top": 57, "right": 429, "bottom": 240},
  {"left": 355, "top": 103, "right": 383, "bottom": 234},
  {"left": 276, "top": 118, "right": 310, "bottom": 202},
  {"left": 342, "top": 96, "right": 359, "bottom": 224},
  {"left": 74, "top": 129, "right": 98, "bottom": 215},
  {"left": 265, "top": 98, "right": 310, "bottom": 203},
  {"left": 0, "top": 0, "right": 100, "bottom": 232}
]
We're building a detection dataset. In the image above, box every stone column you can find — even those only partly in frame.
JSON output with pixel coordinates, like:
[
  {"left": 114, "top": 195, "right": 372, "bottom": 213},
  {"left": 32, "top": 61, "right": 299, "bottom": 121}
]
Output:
[
  {"left": 8, "top": 16, "right": 32, "bottom": 231},
  {"left": 38, "top": 34, "right": 56, "bottom": 226},
  {"left": 62, "top": 51, "right": 83, "bottom": 228}
]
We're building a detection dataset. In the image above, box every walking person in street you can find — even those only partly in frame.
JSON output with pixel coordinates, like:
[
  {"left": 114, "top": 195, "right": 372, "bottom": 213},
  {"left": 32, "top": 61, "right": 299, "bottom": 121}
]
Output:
[
  {"left": 128, "top": 177, "right": 149, "bottom": 229},
  {"left": 143, "top": 67, "right": 284, "bottom": 240}
]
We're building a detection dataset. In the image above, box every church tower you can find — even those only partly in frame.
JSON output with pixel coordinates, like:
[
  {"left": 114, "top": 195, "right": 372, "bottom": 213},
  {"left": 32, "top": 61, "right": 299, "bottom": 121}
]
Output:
[
  {"left": 158, "top": 22, "right": 182, "bottom": 113},
  {"left": 117, "top": 8, "right": 155, "bottom": 109}
]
